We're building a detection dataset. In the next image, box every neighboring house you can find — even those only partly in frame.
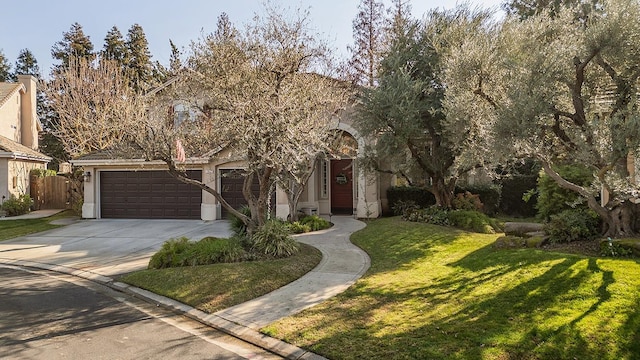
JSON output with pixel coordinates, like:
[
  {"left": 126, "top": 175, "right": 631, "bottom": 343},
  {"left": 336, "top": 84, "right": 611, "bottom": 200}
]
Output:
[
  {"left": 72, "top": 87, "right": 392, "bottom": 220},
  {"left": 0, "top": 75, "right": 51, "bottom": 202}
]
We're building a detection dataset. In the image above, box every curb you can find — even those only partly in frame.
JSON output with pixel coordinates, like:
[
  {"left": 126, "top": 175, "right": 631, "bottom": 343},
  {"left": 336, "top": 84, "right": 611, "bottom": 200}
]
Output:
[{"left": 0, "top": 257, "right": 328, "bottom": 360}]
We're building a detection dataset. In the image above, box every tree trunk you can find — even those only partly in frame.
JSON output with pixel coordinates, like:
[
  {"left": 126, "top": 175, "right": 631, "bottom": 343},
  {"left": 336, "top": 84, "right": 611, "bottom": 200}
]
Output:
[
  {"left": 539, "top": 158, "right": 638, "bottom": 238},
  {"left": 431, "top": 176, "right": 456, "bottom": 208}
]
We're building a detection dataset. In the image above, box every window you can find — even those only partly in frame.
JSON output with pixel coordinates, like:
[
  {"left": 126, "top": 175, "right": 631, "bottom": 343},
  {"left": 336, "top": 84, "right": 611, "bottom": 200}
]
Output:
[{"left": 321, "top": 160, "right": 328, "bottom": 198}]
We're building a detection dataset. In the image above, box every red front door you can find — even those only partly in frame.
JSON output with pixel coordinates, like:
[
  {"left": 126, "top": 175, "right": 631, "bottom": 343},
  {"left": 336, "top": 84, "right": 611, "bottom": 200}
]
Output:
[{"left": 331, "top": 159, "right": 353, "bottom": 214}]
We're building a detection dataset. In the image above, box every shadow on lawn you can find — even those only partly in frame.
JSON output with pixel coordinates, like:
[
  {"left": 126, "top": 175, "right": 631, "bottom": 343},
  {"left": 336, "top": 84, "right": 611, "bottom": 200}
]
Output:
[{"left": 291, "top": 231, "right": 640, "bottom": 360}]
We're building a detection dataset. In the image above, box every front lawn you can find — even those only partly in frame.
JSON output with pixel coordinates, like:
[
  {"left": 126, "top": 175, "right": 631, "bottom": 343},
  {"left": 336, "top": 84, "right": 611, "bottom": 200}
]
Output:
[
  {"left": 263, "top": 217, "right": 640, "bottom": 360},
  {"left": 0, "top": 210, "right": 75, "bottom": 241},
  {"left": 120, "top": 243, "right": 322, "bottom": 313}
]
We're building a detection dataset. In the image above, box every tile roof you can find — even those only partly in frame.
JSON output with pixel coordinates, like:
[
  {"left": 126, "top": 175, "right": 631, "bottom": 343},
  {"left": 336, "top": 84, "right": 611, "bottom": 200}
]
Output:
[
  {"left": 0, "top": 135, "right": 51, "bottom": 161},
  {"left": 0, "top": 82, "right": 25, "bottom": 108}
]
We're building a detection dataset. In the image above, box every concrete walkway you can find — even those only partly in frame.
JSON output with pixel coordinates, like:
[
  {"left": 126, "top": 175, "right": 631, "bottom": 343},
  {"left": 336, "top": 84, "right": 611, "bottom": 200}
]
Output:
[
  {"left": 0, "top": 215, "right": 369, "bottom": 359},
  {"left": 0, "top": 208, "right": 67, "bottom": 220}
]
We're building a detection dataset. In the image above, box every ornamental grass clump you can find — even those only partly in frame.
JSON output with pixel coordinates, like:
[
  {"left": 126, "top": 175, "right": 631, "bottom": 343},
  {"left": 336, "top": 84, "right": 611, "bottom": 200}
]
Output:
[{"left": 251, "top": 220, "right": 300, "bottom": 258}]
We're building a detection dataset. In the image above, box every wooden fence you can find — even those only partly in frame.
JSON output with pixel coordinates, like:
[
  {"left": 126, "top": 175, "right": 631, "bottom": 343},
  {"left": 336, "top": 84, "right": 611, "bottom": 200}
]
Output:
[{"left": 30, "top": 175, "right": 71, "bottom": 210}]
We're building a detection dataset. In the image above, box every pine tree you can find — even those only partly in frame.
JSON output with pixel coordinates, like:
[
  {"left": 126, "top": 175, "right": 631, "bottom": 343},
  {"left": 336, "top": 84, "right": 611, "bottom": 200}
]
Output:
[
  {"left": 51, "top": 22, "right": 94, "bottom": 71},
  {"left": 125, "top": 23, "right": 153, "bottom": 91},
  {"left": 0, "top": 50, "right": 11, "bottom": 81},
  {"left": 102, "top": 26, "right": 128, "bottom": 67},
  {"left": 14, "top": 49, "right": 40, "bottom": 78},
  {"left": 168, "top": 39, "right": 182, "bottom": 74},
  {"left": 348, "top": 0, "right": 385, "bottom": 87}
]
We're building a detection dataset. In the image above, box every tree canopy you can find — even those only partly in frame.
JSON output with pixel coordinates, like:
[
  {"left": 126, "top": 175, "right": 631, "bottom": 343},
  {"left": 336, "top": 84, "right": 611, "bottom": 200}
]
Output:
[{"left": 444, "top": 0, "right": 640, "bottom": 236}]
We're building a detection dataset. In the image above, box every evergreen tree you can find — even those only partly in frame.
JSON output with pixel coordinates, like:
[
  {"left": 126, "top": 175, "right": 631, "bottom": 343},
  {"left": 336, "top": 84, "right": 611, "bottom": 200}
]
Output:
[
  {"left": 348, "top": 0, "right": 385, "bottom": 87},
  {"left": 125, "top": 23, "right": 153, "bottom": 91},
  {"left": 51, "top": 22, "right": 94, "bottom": 71},
  {"left": 102, "top": 26, "right": 128, "bottom": 67},
  {"left": 0, "top": 50, "right": 10, "bottom": 81},
  {"left": 168, "top": 39, "right": 182, "bottom": 75},
  {"left": 13, "top": 49, "right": 40, "bottom": 78}
]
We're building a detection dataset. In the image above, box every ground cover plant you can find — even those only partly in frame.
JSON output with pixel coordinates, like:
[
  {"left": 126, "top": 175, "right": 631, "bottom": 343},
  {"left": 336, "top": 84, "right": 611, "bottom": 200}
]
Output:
[
  {"left": 263, "top": 217, "right": 640, "bottom": 360},
  {"left": 0, "top": 210, "right": 74, "bottom": 241},
  {"left": 121, "top": 243, "right": 321, "bottom": 313}
]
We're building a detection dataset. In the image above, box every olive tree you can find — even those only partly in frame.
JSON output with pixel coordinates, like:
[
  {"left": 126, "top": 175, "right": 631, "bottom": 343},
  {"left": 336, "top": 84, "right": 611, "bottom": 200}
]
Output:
[{"left": 444, "top": 0, "right": 640, "bottom": 236}]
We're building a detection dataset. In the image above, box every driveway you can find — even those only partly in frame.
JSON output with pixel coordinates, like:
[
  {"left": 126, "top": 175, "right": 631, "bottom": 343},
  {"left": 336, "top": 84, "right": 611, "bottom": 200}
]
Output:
[{"left": 0, "top": 219, "right": 232, "bottom": 276}]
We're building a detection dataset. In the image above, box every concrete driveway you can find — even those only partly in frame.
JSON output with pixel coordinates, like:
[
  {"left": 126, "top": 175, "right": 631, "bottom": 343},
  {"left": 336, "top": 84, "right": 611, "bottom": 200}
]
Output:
[{"left": 0, "top": 219, "right": 232, "bottom": 276}]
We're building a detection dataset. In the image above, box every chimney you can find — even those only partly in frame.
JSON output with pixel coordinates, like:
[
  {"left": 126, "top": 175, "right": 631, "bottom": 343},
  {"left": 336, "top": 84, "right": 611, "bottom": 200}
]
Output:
[{"left": 17, "top": 74, "right": 38, "bottom": 150}]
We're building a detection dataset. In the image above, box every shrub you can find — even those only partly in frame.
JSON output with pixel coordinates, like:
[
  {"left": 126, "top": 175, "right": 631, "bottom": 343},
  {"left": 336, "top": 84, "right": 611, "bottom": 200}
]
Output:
[
  {"left": 403, "top": 206, "right": 450, "bottom": 226},
  {"left": 2, "top": 194, "right": 32, "bottom": 216},
  {"left": 535, "top": 165, "right": 593, "bottom": 220},
  {"left": 30, "top": 168, "right": 57, "bottom": 178},
  {"left": 286, "top": 221, "right": 312, "bottom": 234},
  {"left": 545, "top": 209, "right": 601, "bottom": 243},
  {"left": 392, "top": 199, "right": 420, "bottom": 216},
  {"left": 600, "top": 238, "right": 633, "bottom": 257},
  {"left": 456, "top": 184, "right": 502, "bottom": 215},
  {"left": 447, "top": 210, "right": 500, "bottom": 234},
  {"left": 387, "top": 186, "right": 435, "bottom": 215},
  {"left": 229, "top": 205, "right": 252, "bottom": 236},
  {"left": 148, "top": 237, "right": 192, "bottom": 269},
  {"left": 148, "top": 236, "right": 247, "bottom": 269},
  {"left": 189, "top": 237, "right": 246, "bottom": 265},
  {"left": 299, "top": 214, "right": 331, "bottom": 231},
  {"left": 251, "top": 220, "right": 300, "bottom": 258},
  {"left": 452, "top": 192, "right": 483, "bottom": 212}
]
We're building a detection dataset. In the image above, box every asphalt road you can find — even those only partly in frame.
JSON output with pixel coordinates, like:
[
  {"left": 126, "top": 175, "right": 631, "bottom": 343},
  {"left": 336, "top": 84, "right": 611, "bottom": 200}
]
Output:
[{"left": 0, "top": 266, "right": 282, "bottom": 360}]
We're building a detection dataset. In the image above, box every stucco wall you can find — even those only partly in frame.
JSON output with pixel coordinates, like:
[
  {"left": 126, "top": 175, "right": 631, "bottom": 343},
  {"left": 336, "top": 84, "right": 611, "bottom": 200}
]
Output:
[{"left": 0, "top": 90, "right": 21, "bottom": 142}]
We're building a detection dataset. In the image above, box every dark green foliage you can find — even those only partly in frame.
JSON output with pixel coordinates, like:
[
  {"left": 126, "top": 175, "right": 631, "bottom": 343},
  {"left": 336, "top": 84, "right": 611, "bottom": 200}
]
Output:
[
  {"left": 457, "top": 184, "right": 502, "bottom": 215},
  {"left": 0, "top": 50, "right": 11, "bottom": 81},
  {"left": 125, "top": 24, "right": 153, "bottom": 91},
  {"left": 498, "top": 175, "right": 538, "bottom": 217},
  {"left": 51, "top": 22, "right": 94, "bottom": 71},
  {"left": 402, "top": 205, "right": 500, "bottom": 234},
  {"left": 229, "top": 205, "right": 252, "bottom": 236},
  {"left": 251, "top": 220, "right": 300, "bottom": 258},
  {"left": 102, "top": 26, "right": 128, "bottom": 67},
  {"left": 148, "top": 236, "right": 246, "bottom": 269},
  {"left": 402, "top": 206, "right": 450, "bottom": 226},
  {"left": 536, "top": 165, "right": 593, "bottom": 220},
  {"left": 446, "top": 210, "right": 501, "bottom": 234},
  {"left": 391, "top": 199, "right": 420, "bottom": 216},
  {"left": 545, "top": 209, "right": 601, "bottom": 243},
  {"left": 600, "top": 238, "right": 634, "bottom": 257},
  {"left": 148, "top": 237, "right": 192, "bottom": 269},
  {"left": 188, "top": 237, "right": 245, "bottom": 265},
  {"left": 2, "top": 194, "right": 32, "bottom": 216},
  {"left": 13, "top": 49, "right": 40, "bottom": 78},
  {"left": 452, "top": 191, "right": 484, "bottom": 212},
  {"left": 387, "top": 186, "right": 436, "bottom": 215},
  {"left": 299, "top": 215, "right": 331, "bottom": 231}
]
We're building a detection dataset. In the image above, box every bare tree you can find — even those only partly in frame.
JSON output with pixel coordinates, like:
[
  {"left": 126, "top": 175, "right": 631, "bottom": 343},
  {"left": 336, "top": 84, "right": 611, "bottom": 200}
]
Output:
[
  {"left": 46, "top": 8, "right": 348, "bottom": 233},
  {"left": 43, "top": 56, "right": 145, "bottom": 158}
]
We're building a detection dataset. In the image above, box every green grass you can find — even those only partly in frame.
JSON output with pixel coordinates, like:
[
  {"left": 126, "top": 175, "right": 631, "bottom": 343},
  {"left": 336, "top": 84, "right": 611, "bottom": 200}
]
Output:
[
  {"left": 120, "top": 243, "right": 322, "bottom": 313},
  {"left": 263, "top": 217, "right": 640, "bottom": 360},
  {"left": 0, "top": 210, "right": 75, "bottom": 241}
]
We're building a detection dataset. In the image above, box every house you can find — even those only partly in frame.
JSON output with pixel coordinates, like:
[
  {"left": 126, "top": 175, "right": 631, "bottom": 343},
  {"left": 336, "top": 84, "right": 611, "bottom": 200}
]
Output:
[
  {"left": 72, "top": 99, "right": 393, "bottom": 220},
  {"left": 0, "top": 75, "right": 51, "bottom": 202}
]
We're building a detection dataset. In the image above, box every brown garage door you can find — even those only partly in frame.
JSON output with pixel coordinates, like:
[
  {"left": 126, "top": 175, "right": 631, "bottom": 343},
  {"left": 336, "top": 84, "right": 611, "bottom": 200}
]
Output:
[
  {"left": 100, "top": 170, "right": 202, "bottom": 219},
  {"left": 220, "top": 169, "right": 261, "bottom": 219}
]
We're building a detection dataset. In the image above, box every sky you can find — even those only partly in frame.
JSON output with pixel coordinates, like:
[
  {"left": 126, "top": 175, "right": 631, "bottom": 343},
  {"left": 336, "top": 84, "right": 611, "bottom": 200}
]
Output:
[{"left": 1, "top": 0, "right": 504, "bottom": 77}]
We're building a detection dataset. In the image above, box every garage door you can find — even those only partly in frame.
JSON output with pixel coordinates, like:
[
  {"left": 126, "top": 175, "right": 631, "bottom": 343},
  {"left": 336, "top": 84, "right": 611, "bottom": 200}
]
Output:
[
  {"left": 220, "top": 169, "right": 260, "bottom": 219},
  {"left": 100, "top": 170, "right": 202, "bottom": 219}
]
